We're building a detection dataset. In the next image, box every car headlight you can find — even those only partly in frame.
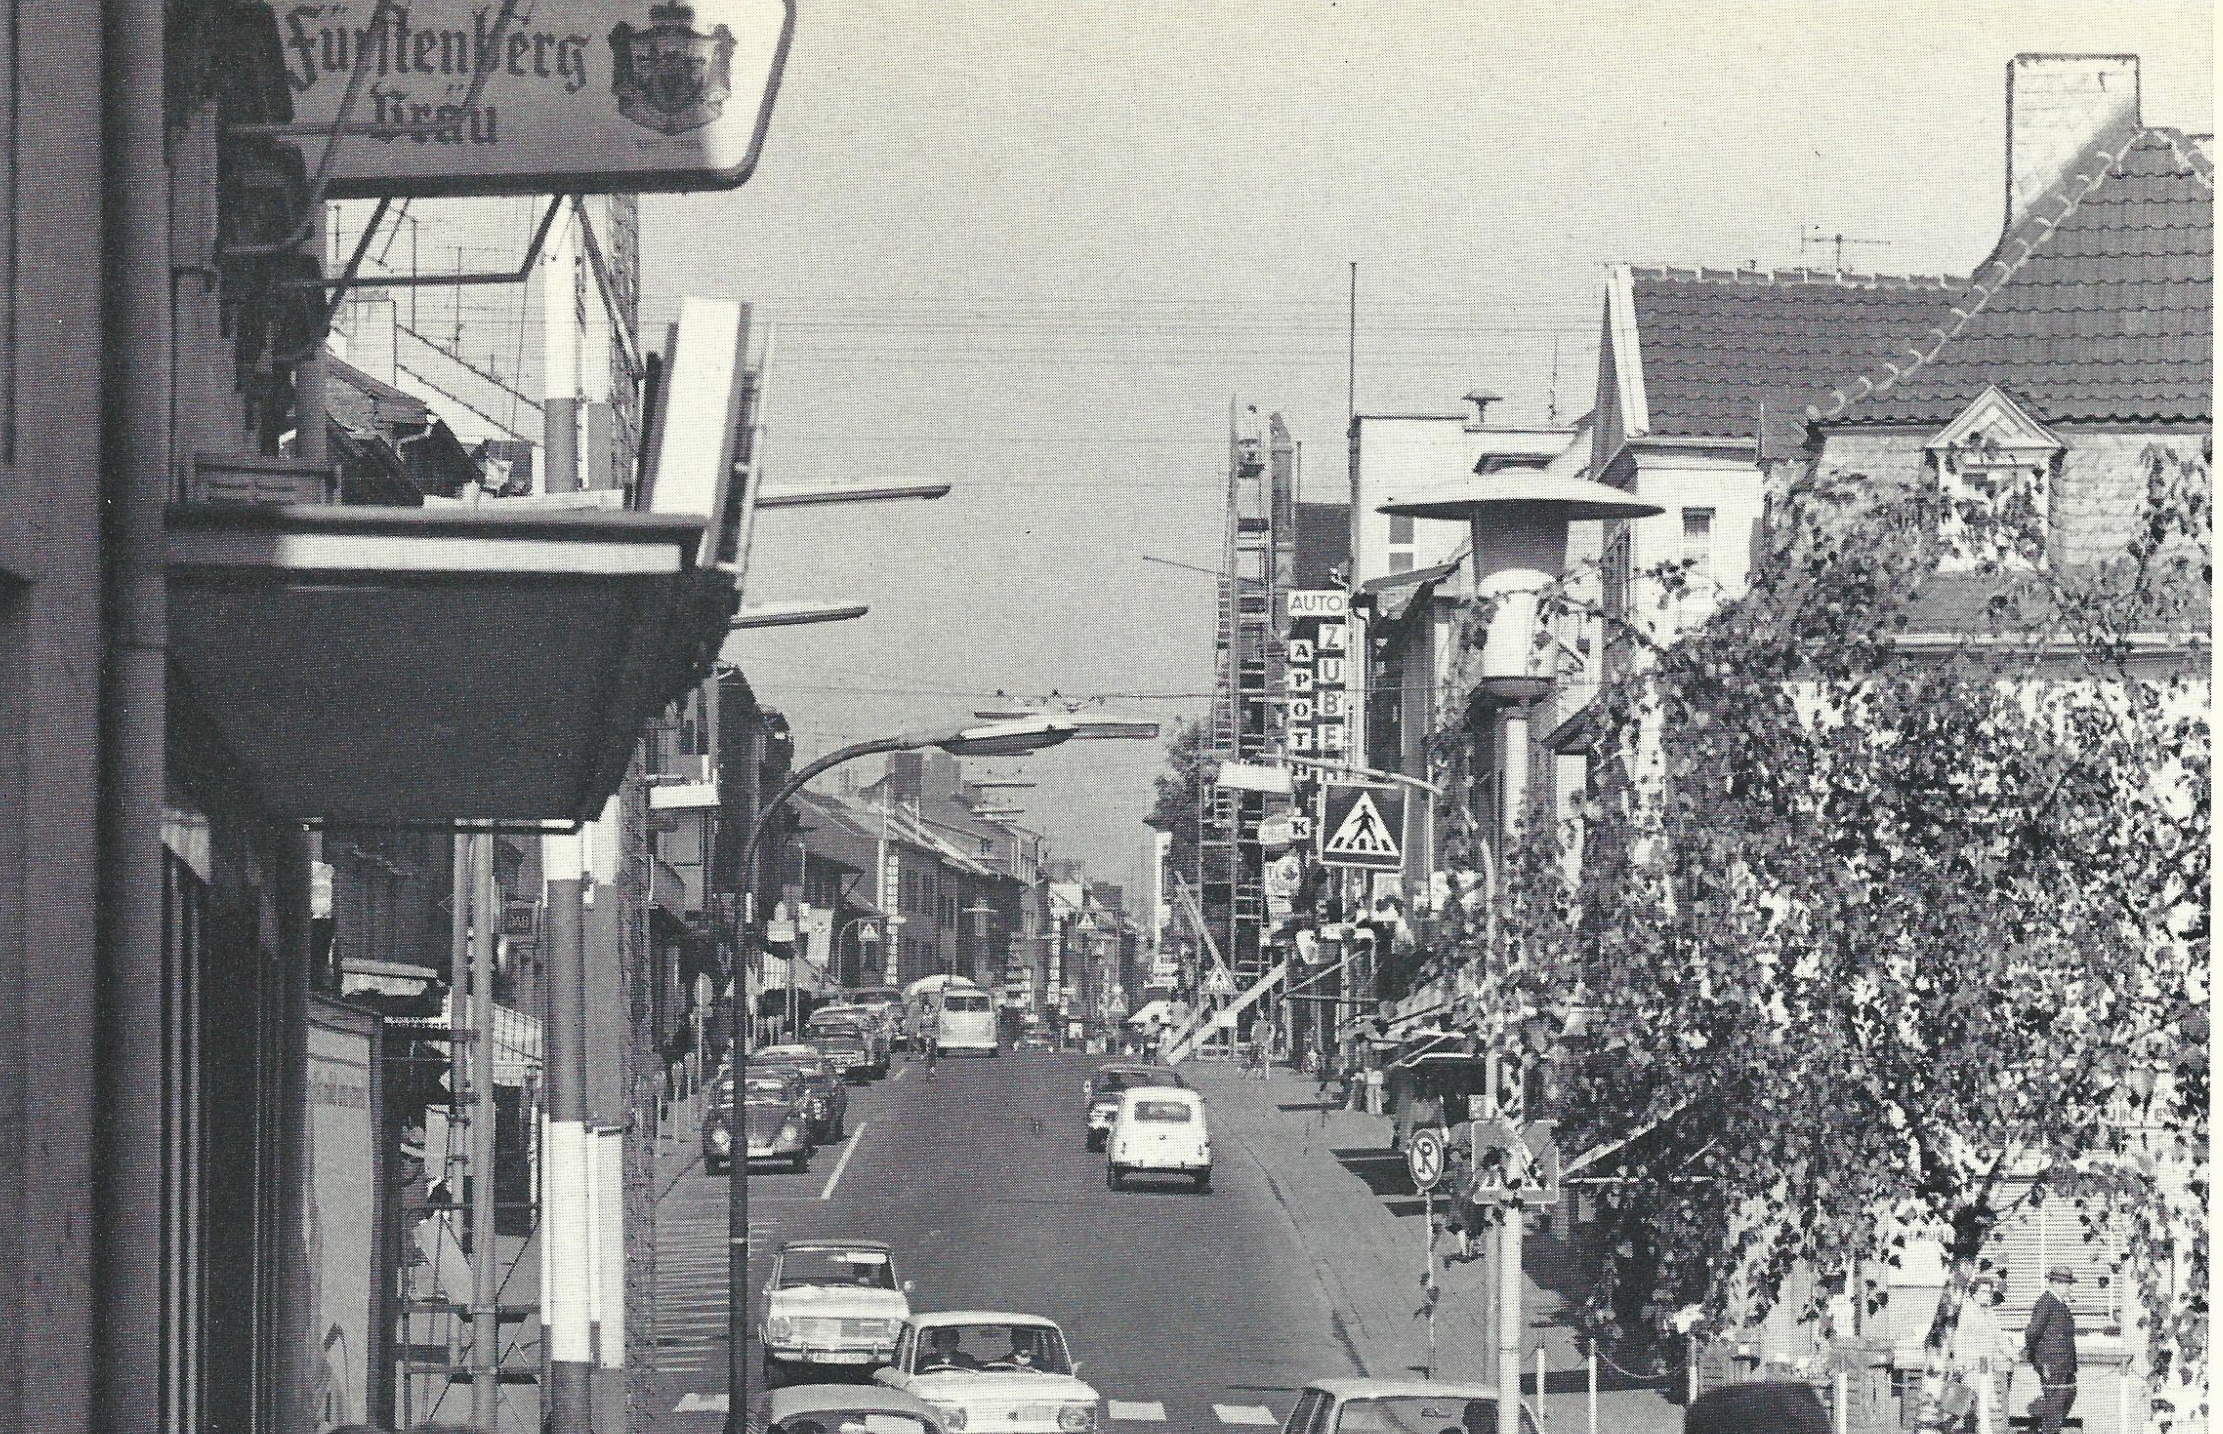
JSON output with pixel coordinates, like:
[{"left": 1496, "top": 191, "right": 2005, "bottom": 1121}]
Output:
[
  {"left": 780, "top": 1121, "right": 803, "bottom": 1142},
  {"left": 766, "top": 1316, "right": 793, "bottom": 1341},
  {"left": 709, "top": 1127, "right": 731, "bottom": 1151},
  {"left": 1058, "top": 1403, "right": 1097, "bottom": 1432},
  {"left": 928, "top": 1402, "right": 968, "bottom": 1431}
]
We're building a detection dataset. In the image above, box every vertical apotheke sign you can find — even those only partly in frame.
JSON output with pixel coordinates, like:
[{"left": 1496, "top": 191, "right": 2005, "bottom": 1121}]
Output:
[
  {"left": 282, "top": 0, "right": 795, "bottom": 198},
  {"left": 1283, "top": 590, "right": 1351, "bottom": 759}
]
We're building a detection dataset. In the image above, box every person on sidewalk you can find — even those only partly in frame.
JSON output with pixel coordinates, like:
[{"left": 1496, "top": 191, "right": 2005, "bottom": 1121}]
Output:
[
  {"left": 1947, "top": 1272, "right": 2014, "bottom": 1431},
  {"left": 2023, "top": 1266, "right": 2080, "bottom": 1433}
]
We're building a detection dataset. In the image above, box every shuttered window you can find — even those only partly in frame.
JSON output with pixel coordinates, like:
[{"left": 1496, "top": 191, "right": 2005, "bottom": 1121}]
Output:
[{"left": 1984, "top": 1185, "right": 2124, "bottom": 1332}]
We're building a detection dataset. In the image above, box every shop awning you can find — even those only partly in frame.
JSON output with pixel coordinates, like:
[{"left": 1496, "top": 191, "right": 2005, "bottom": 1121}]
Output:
[{"left": 167, "top": 502, "right": 730, "bottom": 824}]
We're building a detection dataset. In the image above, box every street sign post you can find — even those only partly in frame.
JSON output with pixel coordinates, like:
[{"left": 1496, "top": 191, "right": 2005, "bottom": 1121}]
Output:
[
  {"left": 1318, "top": 782, "right": 1406, "bottom": 871},
  {"left": 282, "top": 0, "right": 796, "bottom": 198}
]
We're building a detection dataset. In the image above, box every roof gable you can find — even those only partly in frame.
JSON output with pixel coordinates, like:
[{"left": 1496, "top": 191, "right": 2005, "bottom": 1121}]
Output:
[
  {"left": 1813, "top": 128, "right": 2214, "bottom": 428},
  {"left": 1615, "top": 266, "right": 1965, "bottom": 458}
]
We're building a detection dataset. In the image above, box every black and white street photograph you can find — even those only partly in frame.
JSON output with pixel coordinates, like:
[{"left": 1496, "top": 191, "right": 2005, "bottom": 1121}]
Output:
[{"left": 0, "top": 4, "right": 2210, "bottom": 1434}]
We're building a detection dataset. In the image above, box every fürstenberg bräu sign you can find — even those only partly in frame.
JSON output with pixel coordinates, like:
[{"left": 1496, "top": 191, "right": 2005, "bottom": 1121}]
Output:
[{"left": 281, "top": 0, "right": 795, "bottom": 197}]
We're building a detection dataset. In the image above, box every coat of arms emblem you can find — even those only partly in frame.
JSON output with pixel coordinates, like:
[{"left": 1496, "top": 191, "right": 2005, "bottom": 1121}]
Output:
[{"left": 610, "top": 3, "right": 738, "bottom": 136}]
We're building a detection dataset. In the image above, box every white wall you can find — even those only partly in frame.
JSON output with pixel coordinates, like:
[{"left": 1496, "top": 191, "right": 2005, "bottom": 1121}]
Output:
[{"left": 1353, "top": 415, "right": 1478, "bottom": 586}]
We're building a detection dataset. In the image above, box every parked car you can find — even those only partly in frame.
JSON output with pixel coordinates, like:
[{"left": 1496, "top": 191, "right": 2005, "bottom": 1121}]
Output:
[
  {"left": 814, "top": 1027, "right": 877, "bottom": 1083},
  {"left": 811, "top": 1005, "right": 890, "bottom": 1076},
  {"left": 749, "top": 1383, "right": 954, "bottom": 1434},
  {"left": 1016, "top": 1031, "right": 1053, "bottom": 1052},
  {"left": 741, "top": 1093, "right": 815, "bottom": 1173},
  {"left": 1082, "top": 1064, "right": 1185, "bottom": 1151},
  {"left": 703, "top": 1096, "right": 736, "bottom": 1174},
  {"left": 847, "top": 986, "right": 907, "bottom": 1048},
  {"left": 757, "top": 1056, "right": 850, "bottom": 1142},
  {"left": 759, "top": 1239, "right": 915, "bottom": 1386},
  {"left": 1278, "top": 1379, "right": 1539, "bottom": 1434},
  {"left": 875, "top": 1312, "right": 1100, "bottom": 1434},
  {"left": 1106, "top": 1086, "right": 1211, "bottom": 1192}
]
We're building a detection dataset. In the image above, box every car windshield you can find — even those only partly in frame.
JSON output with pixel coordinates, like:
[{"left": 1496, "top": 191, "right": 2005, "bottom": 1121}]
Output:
[
  {"left": 820, "top": 1032, "right": 866, "bottom": 1050},
  {"left": 778, "top": 1246, "right": 897, "bottom": 1290},
  {"left": 1131, "top": 1099, "right": 1192, "bottom": 1122},
  {"left": 772, "top": 1414, "right": 937, "bottom": 1434},
  {"left": 913, "top": 1323, "right": 1071, "bottom": 1375},
  {"left": 1333, "top": 1396, "right": 1499, "bottom": 1434},
  {"left": 943, "top": 993, "right": 991, "bottom": 1013}
]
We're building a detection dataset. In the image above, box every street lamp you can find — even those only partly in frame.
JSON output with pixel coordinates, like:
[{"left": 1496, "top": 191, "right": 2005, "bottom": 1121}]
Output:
[
  {"left": 726, "top": 714, "right": 1147, "bottom": 1432},
  {"left": 1377, "top": 465, "right": 1660, "bottom": 1434}
]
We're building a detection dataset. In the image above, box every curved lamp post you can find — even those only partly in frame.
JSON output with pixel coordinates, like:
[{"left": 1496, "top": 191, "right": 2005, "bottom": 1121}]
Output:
[
  {"left": 726, "top": 714, "right": 1154, "bottom": 1430},
  {"left": 1378, "top": 466, "right": 1659, "bottom": 1434}
]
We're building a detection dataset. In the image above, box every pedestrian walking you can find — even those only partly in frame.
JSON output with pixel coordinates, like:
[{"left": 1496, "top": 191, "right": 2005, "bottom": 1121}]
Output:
[
  {"left": 1947, "top": 1272, "right": 2014, "bottom": 1431},
  {"left": 2023, "top": 1266, "right": 2080, "bottom": 1434}
]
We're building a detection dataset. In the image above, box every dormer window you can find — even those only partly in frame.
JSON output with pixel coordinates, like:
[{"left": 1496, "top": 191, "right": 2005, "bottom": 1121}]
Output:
[{"left": 1925, "top": 387, "right": 2063, "bottom": 571}]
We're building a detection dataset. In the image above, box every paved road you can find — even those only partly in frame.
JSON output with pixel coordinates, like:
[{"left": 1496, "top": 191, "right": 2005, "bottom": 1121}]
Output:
[{"left": 651, "top": 1049, "right": 1362, "bottom": 1430}]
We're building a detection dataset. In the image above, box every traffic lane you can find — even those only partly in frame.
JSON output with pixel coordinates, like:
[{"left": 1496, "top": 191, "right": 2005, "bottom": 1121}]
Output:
[
  {"left": 752, "top": 1047, "right": 1358, "bottom": 1430},
  {"left": 653, "top": 1055, "right": 928, "bottom": 1425}
]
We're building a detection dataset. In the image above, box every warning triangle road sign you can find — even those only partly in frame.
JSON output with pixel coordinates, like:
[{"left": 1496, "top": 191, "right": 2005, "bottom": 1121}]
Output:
[{"left": 1319, "top": 783, "right": 1405, "bottom": 869}]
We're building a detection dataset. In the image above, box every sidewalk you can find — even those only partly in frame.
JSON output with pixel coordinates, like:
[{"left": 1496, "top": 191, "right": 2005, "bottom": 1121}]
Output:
[{"left": 1192, "top": 1063, "right": 1682, "bottom": 1434}]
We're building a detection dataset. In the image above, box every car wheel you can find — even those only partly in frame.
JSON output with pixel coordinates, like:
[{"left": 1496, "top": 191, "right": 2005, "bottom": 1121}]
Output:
[
  {"left": 1085, "top": 1132, "right": 1103, "bottom": 1152},
  {"left": 792, "top": 1151, "right": 811, "bottom": 1174},
  {"left": 1195, "top": 1170, "right": 1213, "bottom": 1194},
  {"left": 1107, "top": 1165, "right": 1124, "bottom": 1191},
  {"left": 762, "top": 1353, "right": 785, "bottom": 1390},
  {"left": 705, "top": 1156, "right": 727, "bottom": 1176},
  {"left": 833, "top": 1114, "right": 846, "bottom": 1141}
]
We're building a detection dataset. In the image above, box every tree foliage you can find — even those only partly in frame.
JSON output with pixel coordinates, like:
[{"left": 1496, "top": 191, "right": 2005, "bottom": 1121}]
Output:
[{"left": 1429, "top": 445, "right": 2209, "bottom": 1421}]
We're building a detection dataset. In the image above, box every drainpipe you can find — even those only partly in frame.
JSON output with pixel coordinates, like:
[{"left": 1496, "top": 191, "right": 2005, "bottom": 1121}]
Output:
[{"left": 92, "top": 0, "right": 171, "bottom": 1429}]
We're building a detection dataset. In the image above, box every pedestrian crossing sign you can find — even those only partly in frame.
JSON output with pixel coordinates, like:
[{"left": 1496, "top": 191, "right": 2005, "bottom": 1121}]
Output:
[{"left": 1318, "top": 783, "right": 1405, "bottom": 870}]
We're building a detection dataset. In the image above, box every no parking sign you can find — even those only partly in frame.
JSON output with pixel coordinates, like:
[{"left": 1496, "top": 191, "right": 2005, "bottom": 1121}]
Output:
[{"left": 1405, "top": 1126, "right": 1447, "bottom": 1192}]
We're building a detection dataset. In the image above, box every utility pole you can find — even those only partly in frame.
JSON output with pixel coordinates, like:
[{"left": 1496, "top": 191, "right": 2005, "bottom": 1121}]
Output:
[
  {"left": 470, "top": 834, "right": 502, "bottom": 1431},
  {"left": 542, "top": 828, "right": 592, "bottom": 1432},
  {"left": 539, "top": 188, "right": 594, "bottom": 1433}
]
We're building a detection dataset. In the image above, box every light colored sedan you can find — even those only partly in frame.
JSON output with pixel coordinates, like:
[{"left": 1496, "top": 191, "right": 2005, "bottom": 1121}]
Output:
[{"left": 875, "top": 1312, "right": 1100, "bottom": 1434}]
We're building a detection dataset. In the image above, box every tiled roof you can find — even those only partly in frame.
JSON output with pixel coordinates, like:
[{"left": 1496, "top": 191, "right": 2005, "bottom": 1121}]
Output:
[
  {"left": 1629, "top": 268, "right": 1965, "bottom": 455},
  {"left": 1813, "top": 128, "right": 2214, "bottom": 427}
]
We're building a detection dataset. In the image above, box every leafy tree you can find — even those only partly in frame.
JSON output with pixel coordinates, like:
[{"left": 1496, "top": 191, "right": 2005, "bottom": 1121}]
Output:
[{"left": 1430, "top": 447, "right": 2208, "bottom": 1423}]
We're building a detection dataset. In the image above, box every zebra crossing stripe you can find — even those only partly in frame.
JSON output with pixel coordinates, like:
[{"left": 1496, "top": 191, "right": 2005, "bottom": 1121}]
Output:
[
  {"left": 1108, "top": 1401, "right": 1166, "bottom": 1422},
  {"left": 1214, "top": 1405, "right": 1279, "bottom": 1426}
]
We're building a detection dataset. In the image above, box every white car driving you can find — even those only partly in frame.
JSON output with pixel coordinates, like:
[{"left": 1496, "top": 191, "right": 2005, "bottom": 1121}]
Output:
[
  {"left": 760, "top": 1240, "right": 914, "bottom": 1385},
  {"left": 875, "top": 1312, "right": 1101, "bottom": 1434},
  {"left": 1106, "top": 1086, "right": 1211, "bottom": 1193}
]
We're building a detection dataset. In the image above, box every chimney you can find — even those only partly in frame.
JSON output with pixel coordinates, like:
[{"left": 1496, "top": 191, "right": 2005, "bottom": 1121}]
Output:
[
  {"left": 1462, "top": 389, "right": 1504, "bottom": 429},
  {"left": 2005, "top": 54, "right": 2142, "bottom": 233}
]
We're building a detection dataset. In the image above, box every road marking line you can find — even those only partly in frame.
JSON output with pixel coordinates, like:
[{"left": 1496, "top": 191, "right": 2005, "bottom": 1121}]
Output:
[
  {"left": 675, "top": 1391, "right": 729, "bottom": 1413},
  {"left": 890, "top": 1067, "right": 908, "bottom": 1083},
  {"left": 1214, "top": 1406, "right": 1279, "bottom": 1426},
  {"left": 1109, "top": 1402, "right": 1167, "bottom": 1422},
  {"left": 819, "top": 1120, "right": 869, "bottom": 1201}
]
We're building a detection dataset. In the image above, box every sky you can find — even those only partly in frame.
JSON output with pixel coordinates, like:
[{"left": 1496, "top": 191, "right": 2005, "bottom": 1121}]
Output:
[{"left": 464, "top": 1, "right": 2216, "bottom": 898}]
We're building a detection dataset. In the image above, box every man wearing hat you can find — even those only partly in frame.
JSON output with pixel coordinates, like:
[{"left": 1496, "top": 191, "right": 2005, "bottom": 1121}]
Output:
[{"left": 2022, "top": 1265, "right": 2080, "bottom": 1433}]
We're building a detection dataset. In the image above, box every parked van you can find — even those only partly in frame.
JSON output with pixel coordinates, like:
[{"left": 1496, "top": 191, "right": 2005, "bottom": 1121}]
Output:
[
  {"left": 933, "top": 987, "right": 999, "bottom": 1057},
  {"left": 1106, "top": 1086, "right": 1211, "bottom": 1193}
]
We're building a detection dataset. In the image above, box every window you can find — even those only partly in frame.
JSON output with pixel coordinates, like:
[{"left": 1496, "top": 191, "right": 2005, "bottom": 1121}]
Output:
[
  {"left": 1388, "top": 514, "right": 1414, "bottom": 544},
  {"left": 1681, "top": 508, "right": 1714, "bottom": 588},
  {"left": 1132, "top": 1099, "right": 1192, "bottom": 1122},
  {"left": 1926, "top": 388, "right": 2062, "bottom": 571},
  {"left": 1601, "top": 526, "right": 1633, "bottom": 621},
  {"left": 1387, "top": 551, "right": 1415, "bottom": 574}
]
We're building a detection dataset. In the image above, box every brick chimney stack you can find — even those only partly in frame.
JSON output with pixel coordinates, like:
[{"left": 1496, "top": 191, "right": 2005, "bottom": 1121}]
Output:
[{"left": 2005, "top": 54, "right": 2142, "bottom": 234}]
